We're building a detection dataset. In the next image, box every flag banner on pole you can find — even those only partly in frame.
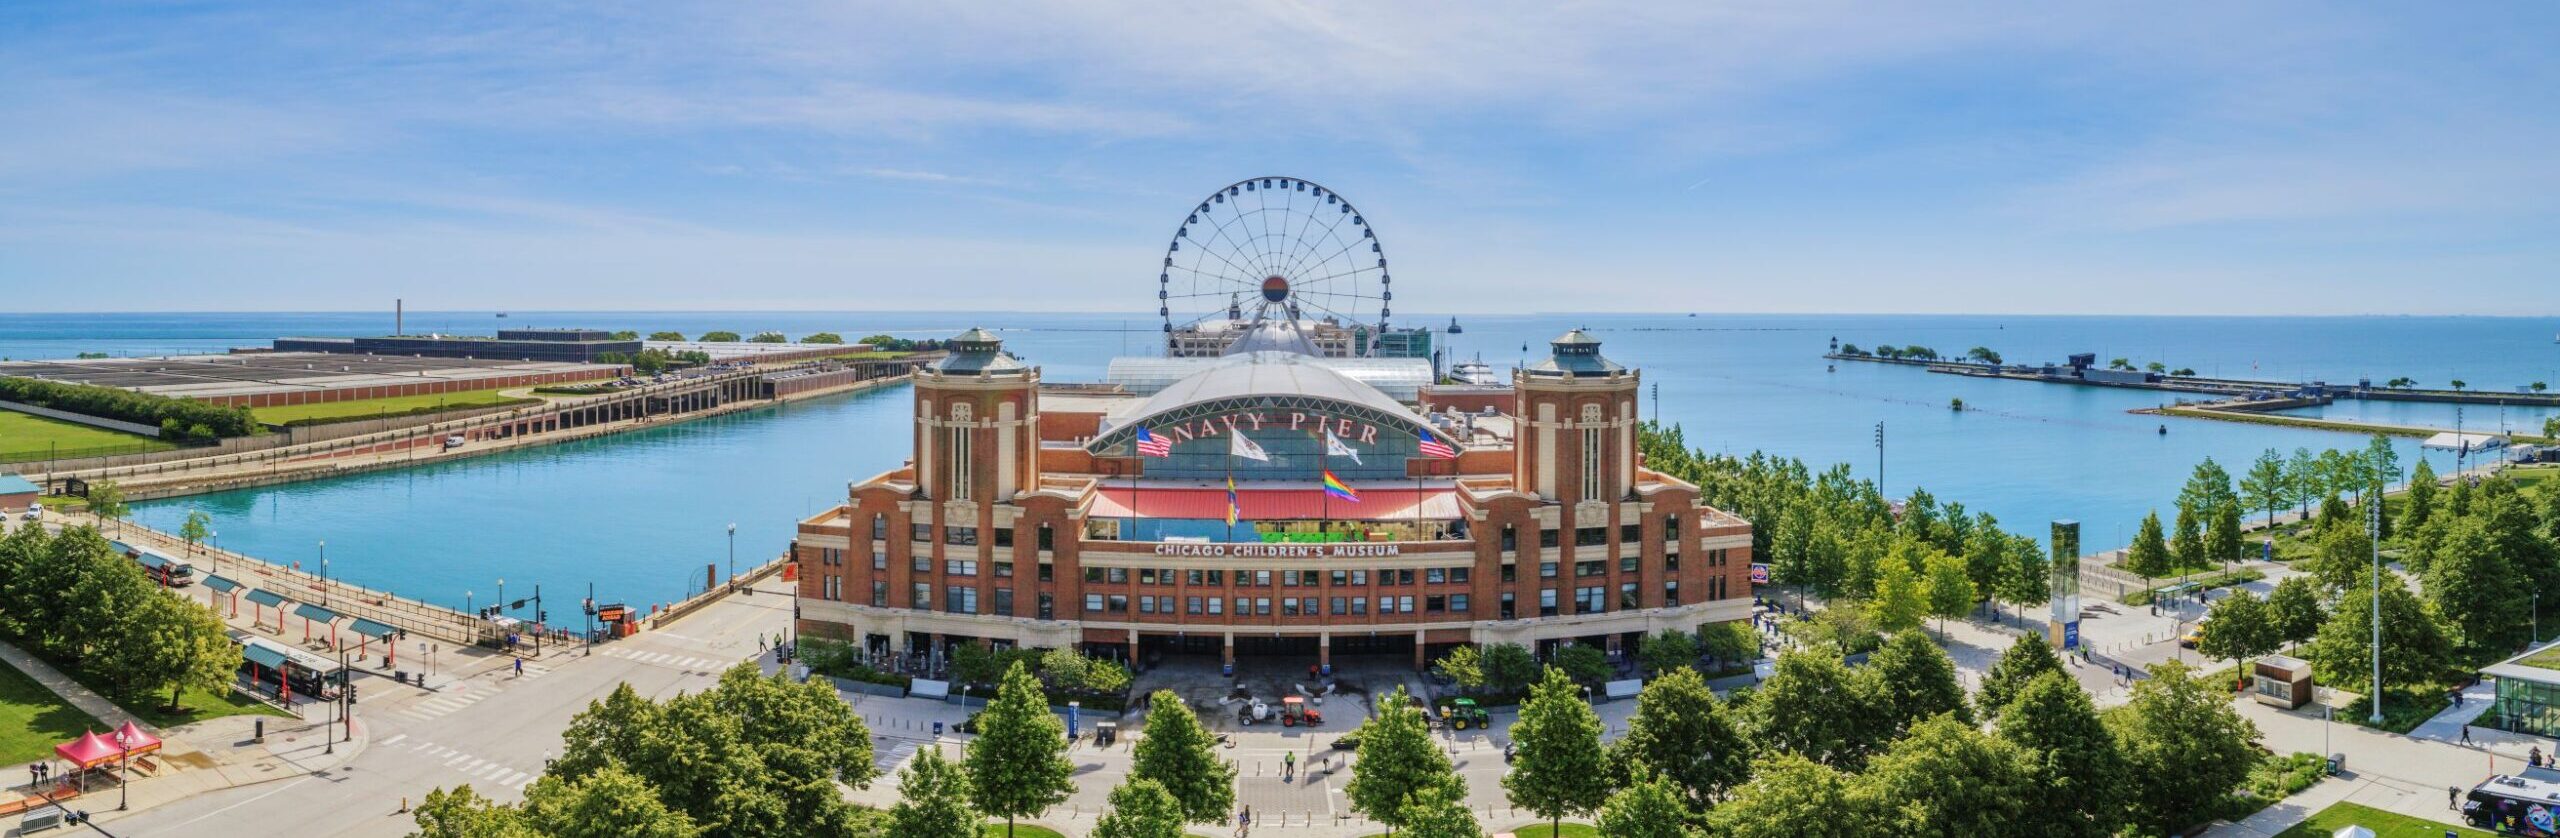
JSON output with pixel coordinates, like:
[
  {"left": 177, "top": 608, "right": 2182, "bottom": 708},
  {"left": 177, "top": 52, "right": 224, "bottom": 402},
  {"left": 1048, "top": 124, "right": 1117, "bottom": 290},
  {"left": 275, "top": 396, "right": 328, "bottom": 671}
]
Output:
[
  {"left": 1230, "top": 431, "right": 1271, "bottom": 462},
  {"left": 1325, "top": 429, "right": 1362, "bottom": 464},
  {"left": 1416, "top": 426, "right": 1458, "bottom": 459},
  {"left": 1225, "top": 475, "right": 1240, "bottom": 527},
  {"left": 1134, "top": 426, "right": 1172, "bottom": 457},
  {"left": 1322, "top": 470, "right": 1361, "bottom": 502}
]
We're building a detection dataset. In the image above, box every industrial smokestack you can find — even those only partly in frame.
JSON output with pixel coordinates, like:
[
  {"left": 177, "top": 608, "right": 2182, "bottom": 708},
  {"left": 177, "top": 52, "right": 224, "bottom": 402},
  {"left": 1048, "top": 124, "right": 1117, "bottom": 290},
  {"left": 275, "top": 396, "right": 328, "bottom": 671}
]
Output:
[{"left": 396, "top": 299, "right": 404, "bottom": 335}]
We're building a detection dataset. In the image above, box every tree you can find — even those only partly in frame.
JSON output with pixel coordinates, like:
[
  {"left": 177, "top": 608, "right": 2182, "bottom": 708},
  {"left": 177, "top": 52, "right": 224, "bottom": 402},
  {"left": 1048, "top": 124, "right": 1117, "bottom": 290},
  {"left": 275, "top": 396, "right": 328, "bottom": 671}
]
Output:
[
  {"left": 2305, "top": 577, "right": 2449, "bottom": 693},
  {"left": 88, "top": 479, "right": 127, "bottom": 535},
  {"left": 747, "top": 331, "right": 789, "bottom": 343},
  {"left": 648, "top": 331, "right": 686, "bottom": 342},
  {"left": 2108, "top": 661, "right": 2261, "bottom": 836},
  {"left": 2124, "top": 510, "right": 2171, "bottom": 584},
  {"left": 2241, "top": 449, "right": 2289, "bottom": 527},
  {"left": 2287, "top": 447, "right": 2321, "bottom": 515},
  {"left": 2206, "top": 500, "right": 2244, "bottom": 571},
  {"left": 2195, "top": 590, "right": 2278, "bottom": 678},
  {"left": 522, "top": 766, "right": 702, "bottom": 838},
  {"left": 967, "top": 662, "right": 1074, "bottom": 837},
  {"left": 1346, "top": 685, "right": 1460, "bottom": 833},
  {"left": 1611, "top": 667, "right": 1750, "bottom": 809},
  {"left": 1553, "top": 644, "right": 1612, "bottom": 687},
  {"left": 60, "top": 530, "right": 153, "bottom": 660},
  {"left": 799, "top": 332, "right": 845, "bottom": 345},
  {"left": 1696, "top": 621, "right": 1759, "bottom": 670},
  {"left": 1709, "top": 754, "right": 1875, "bottom": 838},
  {"left": 1859, "top": 715, "right": 2038, "bottom": 837},
  {"left": 2303, "top": 517, "right": 2375, "bottom": 593},
  {"left": 2365, "top": 434, "right": 2405, "bottom": 489},
  {"left": 1740, "top": 651, "right": 1882, "bottom": 768},
  {"left": 2401, "top": 457, "right": 2440, "bottom": 536},
  {"left": 1864, "top": 629, "right": 1970, "bottom": 736},
  {"left": 180, "top": 509, "right": 212, "bottom": 554},
  {"left": 412, "top": 785, "right": 539, "bottom": 838},
  {"left": 1129, "top": 690, "right": 1234, "bottom": 824},
  {"left": 1965, "top": 346, "right": 2002, "bottom": 365},
  {"left": 1922, "top": 551, "right": 1973, "bottom": 633},
  {"left": 607, "top": 330, "right": 640, "bottom": 341},
  {"left": 1597, "top": 774, "right": 1698, "bottom": 838},
  {"left": 2264, "top": 576, "right": 2326, "bottom": 650},
  {"left": 2170, "top": 502, "right": 2206, "bottom": 571},
  {"left": 2172, "top": 367, "right": 2196, "bottom": 377},
  {"left": 1995, "top": 672, "right": 2128, "bottom": 837},
  {"left": 1092, "top": 778, "right": 1186, "bottom": 838},
  {"left": 2108, "top": 357, "right": 2134, "bottom": 371},
  {"left": 95, "top": 593, "right": 241, "bottom": 711},
  {"left": 1993, "top": 535, "right": 2049, "bottom": 626},
  {"left": 550, "top": 665, "right": 876, "bottom": 838},
  {"left": 1637, "top": 628, "right": 1700, "bottom": 677},
  {"left": 1480, "top": 643, "right": 1537, "bottom": 694},
  {"left": 699, "top": 330, "right": 742, "bottom": 342},
  {"left": 2145, "top": 361, "right": 2167, "bottom": 374},
  {"left": 1434, "top": 645, "right": 1484, "bottom": 691},
  {"left": 1975, "top": 635, "right": 2063, "bottom": 722},
  {"left": 2423, "top": 518, "right": 2525, "bottom": 654},
  {"left": 1506, "top": 667, "right": 1612, "bottom": 836},
  {"left": 1397, "top": 785, "right": 1486, "bottom": 838},
  {"left": 883, "top": 747, "right": 978, "bottom": 838},
  {"left": 1867, "top": 559, "right": 1928, "bottom": 634}
]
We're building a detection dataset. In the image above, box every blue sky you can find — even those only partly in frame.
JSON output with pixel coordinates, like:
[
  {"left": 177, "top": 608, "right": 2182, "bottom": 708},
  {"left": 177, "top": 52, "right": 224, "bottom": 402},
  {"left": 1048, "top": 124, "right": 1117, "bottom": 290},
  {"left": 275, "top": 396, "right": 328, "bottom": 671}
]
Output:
[{"left": 3, "top": 2, "right": 2556, "bottom": 315}]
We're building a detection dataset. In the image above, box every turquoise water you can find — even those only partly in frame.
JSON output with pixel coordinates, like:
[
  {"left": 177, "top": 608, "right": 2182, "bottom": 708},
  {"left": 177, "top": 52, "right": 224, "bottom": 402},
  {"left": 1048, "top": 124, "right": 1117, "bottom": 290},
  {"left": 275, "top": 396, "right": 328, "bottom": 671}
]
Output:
[{"left": 19, "top": 311, "right": 2545, "bottom": 608}]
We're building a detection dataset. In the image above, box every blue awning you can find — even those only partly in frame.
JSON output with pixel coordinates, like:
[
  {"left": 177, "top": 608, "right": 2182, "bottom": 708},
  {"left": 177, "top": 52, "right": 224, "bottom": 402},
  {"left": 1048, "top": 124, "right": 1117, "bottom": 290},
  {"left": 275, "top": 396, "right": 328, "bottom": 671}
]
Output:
[
  {"left": 347, "top": 618, "right": 396, "bottom": 640},
  {"left": 240, "top": 643, "right": 287, "bottom": 669},
  {"left": 244, "top": 589, "right": 287, "bottom": 608},
  {"left": 292, "top": 603, "right": 340, "bottom": 624},
  {"left": 202, "top": 575, "right": 241, "bottom": 594}
]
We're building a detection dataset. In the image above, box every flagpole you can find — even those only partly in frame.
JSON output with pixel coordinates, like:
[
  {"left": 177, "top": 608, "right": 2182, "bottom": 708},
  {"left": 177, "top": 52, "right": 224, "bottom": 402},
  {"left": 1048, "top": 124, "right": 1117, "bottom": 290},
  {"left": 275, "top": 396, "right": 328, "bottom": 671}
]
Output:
[{"left": 1320, "top": 425, "right": 1330, "bottom": 533}]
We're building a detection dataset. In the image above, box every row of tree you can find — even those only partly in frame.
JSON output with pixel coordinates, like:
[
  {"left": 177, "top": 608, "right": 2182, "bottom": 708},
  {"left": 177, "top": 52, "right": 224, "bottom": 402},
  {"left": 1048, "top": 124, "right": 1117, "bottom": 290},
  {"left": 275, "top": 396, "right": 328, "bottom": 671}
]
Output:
[
  {"left": 592, "top": 348, "right": 713, "bottom": 376},
  {"left": 1641, "top": 425, "right": 2055, "bottom": 637},
  {"left": 0, "top": 376, "right": 259, "bottom": 439},
  {"left": 0, "top": 522, "right": 240, "bottom": 713}
]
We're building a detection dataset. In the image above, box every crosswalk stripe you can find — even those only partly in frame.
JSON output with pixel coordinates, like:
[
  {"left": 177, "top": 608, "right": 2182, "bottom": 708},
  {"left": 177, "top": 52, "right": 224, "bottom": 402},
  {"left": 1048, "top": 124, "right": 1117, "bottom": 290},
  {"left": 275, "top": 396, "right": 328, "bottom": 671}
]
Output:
[
  {"left": 474, "top": 763, "right": 505, "bottom": 779},
  {"left": 381, "top": 734, "right": 407, "bottom": 746},
  {"left": 503, "top": 771, "right": 528, "bottom": 786}
]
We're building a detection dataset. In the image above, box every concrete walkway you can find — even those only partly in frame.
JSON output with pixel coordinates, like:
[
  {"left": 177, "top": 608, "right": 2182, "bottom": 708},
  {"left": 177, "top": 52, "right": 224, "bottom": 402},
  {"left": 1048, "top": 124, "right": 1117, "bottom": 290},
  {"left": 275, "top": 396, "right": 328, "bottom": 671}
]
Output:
[{"left": 2200, "top": 689, "right": 2535, "bottom": 837}]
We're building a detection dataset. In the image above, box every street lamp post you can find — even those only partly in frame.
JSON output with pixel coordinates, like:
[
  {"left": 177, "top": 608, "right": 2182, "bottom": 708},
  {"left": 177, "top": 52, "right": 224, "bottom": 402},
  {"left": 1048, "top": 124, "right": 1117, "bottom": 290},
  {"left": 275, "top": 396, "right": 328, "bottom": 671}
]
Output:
[
  {"left": 2368, "top": 496, "right": 2383, "bottom": 725},
  {"left": 113, "top": 731, "right": 128, "bottom": 811},
  {"left": 727, "top": 523, "right": 738, "bottom": 593},
  {"left": 210, "top": 530, "right": 220, "bottom": 574},
  {"left": 318, "top": 540, "right": 329, "bottom": 607}
]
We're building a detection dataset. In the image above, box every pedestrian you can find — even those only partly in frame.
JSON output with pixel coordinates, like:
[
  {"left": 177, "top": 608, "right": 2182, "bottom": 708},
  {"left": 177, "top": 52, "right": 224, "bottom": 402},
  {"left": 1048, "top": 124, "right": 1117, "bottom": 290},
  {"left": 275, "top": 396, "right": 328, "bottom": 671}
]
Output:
[
  {"left": 515, "top": 657, "right": 525, "bottom": 677},
  {"left": 760, "top": 634, "right": 767, "bottom": 652},
  {"left": 1285, "top": 750, "right": 1296, "bottom": 780},
  {"left": 2462, "top": 724, "right": 2475, "bottom": 745},
  {"left": 2451, "top": 785, "right": 2461, "bottom": 809}
]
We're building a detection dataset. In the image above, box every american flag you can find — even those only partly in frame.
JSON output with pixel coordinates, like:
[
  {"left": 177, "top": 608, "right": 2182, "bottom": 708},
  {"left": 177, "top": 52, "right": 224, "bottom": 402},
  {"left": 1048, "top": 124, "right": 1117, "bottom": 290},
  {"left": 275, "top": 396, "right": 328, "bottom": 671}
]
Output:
[
  {"left": 1134, "top": 427, "right": 1172, "bottom": 457},
  {"left": 1416, "top": 426, "right": 1458, "bottom": 459}
]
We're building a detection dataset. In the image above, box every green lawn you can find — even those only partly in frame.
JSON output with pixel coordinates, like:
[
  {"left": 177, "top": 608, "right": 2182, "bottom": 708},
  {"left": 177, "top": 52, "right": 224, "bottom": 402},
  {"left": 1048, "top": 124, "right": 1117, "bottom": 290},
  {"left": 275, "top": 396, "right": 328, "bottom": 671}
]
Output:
[
  {"left": 248, "top": 383, "right": 585, "bottom": 425},
  {"left": 24, "top": 643, "right": 290, "bottom": 728},
  {"left": 2275, "top": 802, "right": 2492, "bottom": 837},
  {"left": 0, "top": 410, "right": 177, "bottom": 461},
  {"left": 0, "top": 657, "right": 104, "bottom": 764},
  {"left": 979, "top": 825, "right": 1067, "bottom": 838}
]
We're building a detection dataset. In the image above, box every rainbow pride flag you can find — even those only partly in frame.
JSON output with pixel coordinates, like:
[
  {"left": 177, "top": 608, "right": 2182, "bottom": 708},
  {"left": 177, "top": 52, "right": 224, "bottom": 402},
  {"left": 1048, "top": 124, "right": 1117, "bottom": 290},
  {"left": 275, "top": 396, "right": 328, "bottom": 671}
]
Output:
[{"left": 1321, "top": 469, "right": 1360, "bottom": 503}]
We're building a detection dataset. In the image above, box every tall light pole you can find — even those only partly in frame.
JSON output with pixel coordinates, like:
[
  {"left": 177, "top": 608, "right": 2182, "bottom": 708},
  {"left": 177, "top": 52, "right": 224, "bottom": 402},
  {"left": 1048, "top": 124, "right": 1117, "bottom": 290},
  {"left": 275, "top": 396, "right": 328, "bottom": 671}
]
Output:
[
  {"left": 727, "top": 523, "right": 738, "bottom": 592},
  {"left": 2368, "top": 496, "right": 2383, "bottom": 724},
  {"left": 318, "top": 540, "right": 329, "bottom": 606},
  {"left": 1874, "top": 421, "right": 1886, "bottom": 497}
]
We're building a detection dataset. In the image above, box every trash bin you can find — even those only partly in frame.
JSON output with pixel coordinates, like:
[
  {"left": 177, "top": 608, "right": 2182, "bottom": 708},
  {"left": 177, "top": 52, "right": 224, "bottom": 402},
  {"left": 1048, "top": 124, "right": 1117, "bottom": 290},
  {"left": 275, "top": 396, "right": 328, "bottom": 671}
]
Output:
[{"left": 2328, "top": 753, "right": 2345, "bottom": 775}]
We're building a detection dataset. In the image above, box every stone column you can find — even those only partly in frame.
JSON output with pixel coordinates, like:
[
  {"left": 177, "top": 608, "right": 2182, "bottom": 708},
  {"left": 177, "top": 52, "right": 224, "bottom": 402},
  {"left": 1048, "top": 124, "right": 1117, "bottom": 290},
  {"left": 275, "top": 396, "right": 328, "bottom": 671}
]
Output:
[{"left": 1318, "top": 632, "right": 1332, "bottom": 669}]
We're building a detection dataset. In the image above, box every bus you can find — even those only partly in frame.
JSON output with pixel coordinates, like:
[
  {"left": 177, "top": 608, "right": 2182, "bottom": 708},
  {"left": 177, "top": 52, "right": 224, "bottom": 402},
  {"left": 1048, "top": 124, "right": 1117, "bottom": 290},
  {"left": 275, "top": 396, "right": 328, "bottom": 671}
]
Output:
[
  {"left": 113, "top": 541, "right": 196, "bottom": 588},
  {"left": 2465, "top": 768, "right": 2560, "bottom": 836},
  {"left": 234, "top": 635, "right": 344, "bottom": 702}
]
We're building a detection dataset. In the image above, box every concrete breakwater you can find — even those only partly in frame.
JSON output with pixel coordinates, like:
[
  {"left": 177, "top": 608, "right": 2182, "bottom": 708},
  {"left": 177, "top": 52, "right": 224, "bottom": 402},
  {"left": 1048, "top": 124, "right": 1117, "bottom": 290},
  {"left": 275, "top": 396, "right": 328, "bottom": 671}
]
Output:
[{"left": 1826, "top": 352, "right": 2560, "bottom": 408}]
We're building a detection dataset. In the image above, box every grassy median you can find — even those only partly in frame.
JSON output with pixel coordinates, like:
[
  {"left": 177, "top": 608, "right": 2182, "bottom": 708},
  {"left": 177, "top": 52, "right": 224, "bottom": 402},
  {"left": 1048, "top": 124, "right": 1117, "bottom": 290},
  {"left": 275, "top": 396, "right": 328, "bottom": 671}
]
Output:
[{"left": 0, "top": 411, "right": 177, "bottom": 462}]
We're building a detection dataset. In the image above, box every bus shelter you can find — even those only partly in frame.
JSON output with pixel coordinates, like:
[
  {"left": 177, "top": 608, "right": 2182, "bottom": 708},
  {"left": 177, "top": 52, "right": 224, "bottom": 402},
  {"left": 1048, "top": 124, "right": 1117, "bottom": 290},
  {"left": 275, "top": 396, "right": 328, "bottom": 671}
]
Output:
[
  {"left": 202, "top": 574, "right": 243, "bottom": 617},
  {"left": 244, "top": 588, "right": 288, "bottom": 632},
  {"left": 293, "top": 603, "right": 342, "bottom": 647},
  {"left": 349, "top": 617, "right": 398, "bottom": 666}
]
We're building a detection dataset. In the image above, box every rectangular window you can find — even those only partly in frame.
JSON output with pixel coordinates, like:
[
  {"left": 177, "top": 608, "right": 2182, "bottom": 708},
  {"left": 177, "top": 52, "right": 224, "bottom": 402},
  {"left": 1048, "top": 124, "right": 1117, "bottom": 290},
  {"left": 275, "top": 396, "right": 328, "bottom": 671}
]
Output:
[
  {"left": 871, "top": 515, "right": 888, "bottom": 541},
  {"left": 1452, "top": 567, "right": 1471, "bottom": 584},
  {"left": 994, "top": 561, "right": 1013, "bottom": 578},
  {"left": 945, "top": 526, "right": 978, "bottom": 546},
  {"left": 1282, "top": 598, "right": 1302, "bottom": 616},
  {"left": 1205, "top": 569, "right": 1225, "bottom": 586},
  {"left": 1576, "top": 526, "right": 1607, "bottom": 547},
  {"left": 1582, "top": 424, "right": 1603, "bottom": 502},
  {"left": 1620, "top": 582, "right": 1639, "bottom": 610},
  {"left": 1620, "top": 555, "right": 1639, "bottom": 573},
  {"left": 946, "top": 559, "right": 978, "bottom": 576},
  {"left": 1107, "top": 595, "right": 1128, "bottom": 613},
  {"left": 1037, "top": 524, "right": 1054, "bottom": 551},
  {"left": 1085, "top": 594, "right": 1105, "bottom": 613},
  {"left": 873, "top": 551, "right": 887, "bottom": 571},
  {"left": 944, "top": 587, "right": 977, "bottom": 614},
  {"left": 1500, "top": 592, "right": 1517, "bottom": 620},
  {"left": 1540, "top": 561, "right": 1558, "bottom": 579},
  {"left": 1665, "top": 552, "right": 1679, "bottom": 571},
  {"left": 1254, "top": 570, "right": 1273, "bottom": 587},
  {"left": 1539, "top": 589, "right": 1559, "bottom": 618},
  {"left": 1426, "top": 567, "right": 1446, "bottom": 584},
  {"left": 1539, "top": 527, "right": 1559, "bottom": 549},
  {"left": 1664, "top": 581, "right": 1680, "bottom": 607},
  {"left": 871, "top": 580, "right": 888, "bottom": 607},
  {"left": 1663, "top": 515, "right": 1681, "bottom": 544},
  {"left": 1392, "top": 569, "right": 1416, "bottom": 586},
  {"left": 1450, "top": 593, "right": 1471, "bottom": 613},
  {"left": 1038, "top": 562, "right": 1054, "bottom": 582},
  {"left": 913, "top": 554, "right": 930, "bottom": 573},
  {"left": 1330, "top": 570, "right": 1349, "bottom": 586},
  {"left": 1578, "top": 586, "right": 1606, "bottom": 614},
  {"left": 1426, "top": 595, "right": 1447, "bottom": 614},
  {"left": 1208, "top": 597, "right": 1224, "bottom": 615},
  {"left": 1139, "top": 596, "right": 1157, "bottom": 614},
  {"left": 1234, "top": 597, "right": 1249, "bottom": 616},
  {"left": 1349, "top": 570, "right": 1368, "bottom": 586},
  {"left": 913, "top": 583, "right": 932, "bottom": 611},
  {"left": 1186, "top": 596, "right": 1204, "bottom": 615},
  {"left": 1330, "top": 596, "right": 1347, "bottom": 615},
  {"left": 1501, "top": 525, "right": 1518, "bottom": 552},
  {"left": 994, "top": 527, "right": 1014, "bottom": 548},
  {"left": 1621, "top": 523, "right": 1641, "bottom": 544},
  {"left": 1256, "top": 598, "right": 1272, "bottom": 616},
  {"left": 993, "top": 589, "right": 1014, "bottom": 616},
  {"left": 1139, "top": 568, "right": 1159, "bottom": 585},
  {"left": 1351, "top": 597, "right": 1368, "bottom": 615},
  {"left": 1189, "top": 569, "right": 1206, "bottom": 586},
  {"left": 1501, "top": 563, "right": 1517, "bottom": 583},
  {"left": 1108, "top": 567, "right": 1129, "bottom": 584},
  {"left": 1398, "top": 595, "right": 1415, "bottom": 614},
  {"left": 911, "top": 523, "right": 932, "bottom": 542},
  {"left": 1038, "top": 594, "right": 1054, "bottom": 620},
  {"left": 1577, "top": 560, "right": 1604, "bottom": 577}
]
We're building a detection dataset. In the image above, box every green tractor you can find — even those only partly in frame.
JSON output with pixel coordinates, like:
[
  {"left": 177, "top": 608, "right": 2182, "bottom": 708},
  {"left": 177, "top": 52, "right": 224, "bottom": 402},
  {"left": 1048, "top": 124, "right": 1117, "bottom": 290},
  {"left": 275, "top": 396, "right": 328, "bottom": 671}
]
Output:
[{"left": 1443, "top": 697, "right": 1489, "bottom": 731}]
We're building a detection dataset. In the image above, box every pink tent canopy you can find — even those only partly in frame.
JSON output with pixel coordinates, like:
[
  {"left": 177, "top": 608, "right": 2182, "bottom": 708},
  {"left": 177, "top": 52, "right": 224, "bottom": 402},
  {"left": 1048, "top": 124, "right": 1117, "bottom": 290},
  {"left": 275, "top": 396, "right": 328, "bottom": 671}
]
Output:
[
  {"left": 54, "top": 731, "right": 120, "bottom": 769},
  {"left": 113, "top": 721, "right": 162, "bottom": 757}
]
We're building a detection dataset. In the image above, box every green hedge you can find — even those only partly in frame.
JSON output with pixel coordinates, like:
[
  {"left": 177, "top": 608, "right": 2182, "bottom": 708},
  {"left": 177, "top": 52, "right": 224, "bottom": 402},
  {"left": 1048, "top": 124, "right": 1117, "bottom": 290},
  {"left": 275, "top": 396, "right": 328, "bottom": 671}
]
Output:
[{"left": 0, "top": 377, "right": 258, "bottom": 437}]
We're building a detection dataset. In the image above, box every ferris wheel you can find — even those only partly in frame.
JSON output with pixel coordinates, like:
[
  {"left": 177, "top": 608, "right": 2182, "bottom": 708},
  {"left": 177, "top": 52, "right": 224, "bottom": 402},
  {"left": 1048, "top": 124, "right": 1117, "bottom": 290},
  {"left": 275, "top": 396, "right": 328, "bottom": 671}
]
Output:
[{"left": 1159, "top": 176, "right": 1390, "bottom": 339}]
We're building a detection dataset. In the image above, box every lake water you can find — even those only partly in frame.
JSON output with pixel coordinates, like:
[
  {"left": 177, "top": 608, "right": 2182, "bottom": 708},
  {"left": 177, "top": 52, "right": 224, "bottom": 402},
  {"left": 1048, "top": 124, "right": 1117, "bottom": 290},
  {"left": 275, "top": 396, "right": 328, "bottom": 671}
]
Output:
[{"left": 6, "top": 311, "right": 2549, "bottom": 610}]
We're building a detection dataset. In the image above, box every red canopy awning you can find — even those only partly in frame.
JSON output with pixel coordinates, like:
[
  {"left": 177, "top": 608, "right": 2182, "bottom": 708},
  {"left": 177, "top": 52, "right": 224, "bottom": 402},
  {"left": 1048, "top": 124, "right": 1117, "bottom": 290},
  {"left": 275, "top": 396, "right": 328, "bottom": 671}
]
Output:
[
  {"left": 113, "top": 721, "right": 162, "bottom": 757},
  {"left": 1091, "top": 486, "right": 1457, "bottom": 521},
  {"left": 55, "top": 731, "right": 121, "bottom": 769}
]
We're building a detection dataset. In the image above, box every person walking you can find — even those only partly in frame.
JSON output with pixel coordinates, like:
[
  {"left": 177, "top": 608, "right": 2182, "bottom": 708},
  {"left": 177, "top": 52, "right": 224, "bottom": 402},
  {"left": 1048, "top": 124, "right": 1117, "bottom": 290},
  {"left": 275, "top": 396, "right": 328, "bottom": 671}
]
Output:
[
  {"left": 514, "top": 657, "right": 525, "bottom": 678},
  {"left": 1284, "top": 750, "right": 1297, "bottom": 781},
  {"left": 2462, "top": 724, "right": 2475, "bottom": 745}
]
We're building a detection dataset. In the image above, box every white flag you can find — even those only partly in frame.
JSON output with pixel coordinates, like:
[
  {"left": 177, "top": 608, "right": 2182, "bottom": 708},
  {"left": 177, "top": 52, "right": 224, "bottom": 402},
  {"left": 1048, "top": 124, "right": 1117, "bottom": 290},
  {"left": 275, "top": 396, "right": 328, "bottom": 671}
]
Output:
[
  {"left": 1325, "top": 429, "right": 1362, "bottom": 464},
  {"left": 1229, "top": 430, "right": 1271, "bottom": 462}
]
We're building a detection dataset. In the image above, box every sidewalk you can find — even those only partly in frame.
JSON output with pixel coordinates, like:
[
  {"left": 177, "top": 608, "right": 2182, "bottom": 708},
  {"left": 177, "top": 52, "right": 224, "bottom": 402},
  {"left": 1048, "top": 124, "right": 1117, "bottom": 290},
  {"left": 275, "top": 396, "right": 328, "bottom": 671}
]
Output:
[{"left": 2201, "top": 691, "right": 2523, "bottom": 837}]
